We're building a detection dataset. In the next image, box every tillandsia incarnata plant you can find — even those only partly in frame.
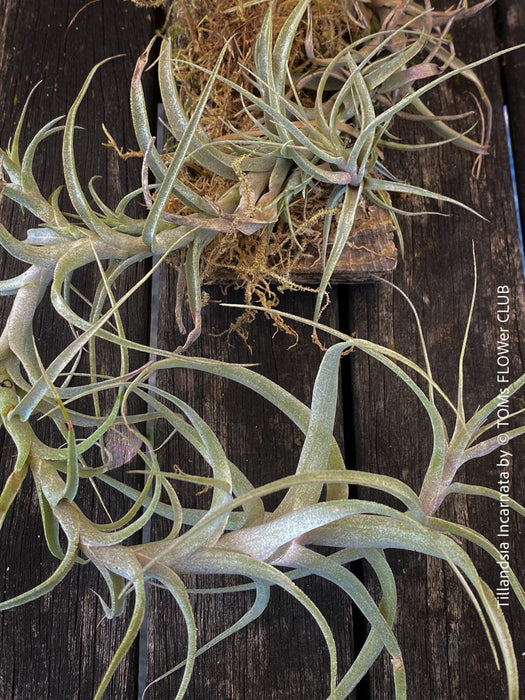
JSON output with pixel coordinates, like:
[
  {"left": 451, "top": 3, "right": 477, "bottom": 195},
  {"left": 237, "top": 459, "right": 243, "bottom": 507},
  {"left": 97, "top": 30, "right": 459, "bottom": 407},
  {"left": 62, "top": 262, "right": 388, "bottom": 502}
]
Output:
[
  {"left": 127, "top": 0, "right": 498, "bottom": 334},
  {"left": 0, "top": 0, "right": 524, "bottom": 698}
]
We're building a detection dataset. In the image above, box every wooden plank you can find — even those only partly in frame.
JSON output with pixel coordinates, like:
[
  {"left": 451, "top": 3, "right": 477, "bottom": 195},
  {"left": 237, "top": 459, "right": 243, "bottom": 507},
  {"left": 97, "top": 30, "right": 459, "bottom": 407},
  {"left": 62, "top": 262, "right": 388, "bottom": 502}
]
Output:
[
  {"left": 0, "top": 1, "right": 155, "bottom": 698},
  {"left": 292, "top": 201, "right": 397, "bottom": 282},
  {"left": 146, "top": 5, "right": 358, "bottom": 692},
  {"left": 147, "top": 280, "right": 354, "bottom": 697},
  {"left": 2, "top": 3, "right": 522, "bottom": 700},
  {"left": 346, "top": 4, "right": 525, "bottom": 698}
]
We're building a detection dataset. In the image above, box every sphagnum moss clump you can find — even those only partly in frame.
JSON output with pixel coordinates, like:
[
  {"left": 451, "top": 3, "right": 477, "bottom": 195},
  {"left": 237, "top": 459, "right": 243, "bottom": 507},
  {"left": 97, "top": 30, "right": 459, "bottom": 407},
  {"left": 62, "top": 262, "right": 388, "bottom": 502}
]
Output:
[{"left": 0, "top": 1, "right": 524, "bottom": 698}]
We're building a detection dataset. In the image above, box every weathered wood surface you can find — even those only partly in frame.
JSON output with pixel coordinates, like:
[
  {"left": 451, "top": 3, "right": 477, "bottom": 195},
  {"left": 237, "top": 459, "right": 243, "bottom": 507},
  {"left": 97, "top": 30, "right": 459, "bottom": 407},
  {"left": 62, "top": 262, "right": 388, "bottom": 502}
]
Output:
[
  {"left": 0, "top": 1, "right": 524, "bottom": 699},
  {"left": 0, "top": 1, "right": 155, "bottom": 698},
  {"left": 349, "top": 2, "right": 525, "bottom": 697},
  {"left": 148, "top": 288, "right": 351, "bottom": 698},
  {"left": 292, "top": 201, "right": 398, "bottom": 283},
  {"left": 209, "top": 201, "right": 398, "bottom": 284}
]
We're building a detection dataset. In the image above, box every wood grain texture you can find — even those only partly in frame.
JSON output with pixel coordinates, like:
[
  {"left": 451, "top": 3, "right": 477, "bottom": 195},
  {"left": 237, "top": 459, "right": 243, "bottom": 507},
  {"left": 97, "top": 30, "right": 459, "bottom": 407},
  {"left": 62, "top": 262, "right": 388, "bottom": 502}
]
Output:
[
  {"left": 0, "top": 1, "right": 524, "bottom": 699},
  {"left": 285, "top": 200, "right": 398, "bottom": 283},
  {"left": 0, "top": 1, "right": 155, "bottom": 698},
  {"left": 146, "top": 279, "right": 353, "bottom": 698},
  {"left": 345, "top": 2, "right": 525, "bottom": 698}
]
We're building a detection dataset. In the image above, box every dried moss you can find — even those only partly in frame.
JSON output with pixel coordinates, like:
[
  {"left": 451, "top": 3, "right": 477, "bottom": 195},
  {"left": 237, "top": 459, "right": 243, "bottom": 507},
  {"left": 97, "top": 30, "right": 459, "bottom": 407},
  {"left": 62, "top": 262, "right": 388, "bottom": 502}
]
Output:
[{"left": 168, "top": 0, "right": 351, "bottom": 137}]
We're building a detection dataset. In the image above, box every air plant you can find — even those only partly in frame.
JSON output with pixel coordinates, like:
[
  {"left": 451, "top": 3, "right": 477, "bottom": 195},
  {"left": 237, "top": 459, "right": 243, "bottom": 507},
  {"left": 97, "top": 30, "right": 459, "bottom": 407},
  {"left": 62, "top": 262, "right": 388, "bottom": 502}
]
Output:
[
  {"left": 1, "top": 230, "right": 524, "bottom": 698},
  {"left": 0, "top": 0, "right": 524, "bottom": 698},
  {"left": 147, "top": 0, "right": 498, "bottom": 325}
]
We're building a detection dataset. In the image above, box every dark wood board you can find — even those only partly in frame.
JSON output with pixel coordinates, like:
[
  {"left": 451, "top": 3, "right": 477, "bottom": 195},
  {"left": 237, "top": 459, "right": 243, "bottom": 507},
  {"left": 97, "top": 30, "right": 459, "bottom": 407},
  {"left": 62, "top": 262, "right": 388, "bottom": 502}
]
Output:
[
  {"left": 1, "top": 1, "right": 525, "bottom": 699},
  {"left": 0, "top": 1, "right": 155, "bottom": 698},
  {"left": 346, "top": 2, "right": 525, "bottom": 698},
  {"left": 147, "top": 280, "right": 353, "bottom": 698}
]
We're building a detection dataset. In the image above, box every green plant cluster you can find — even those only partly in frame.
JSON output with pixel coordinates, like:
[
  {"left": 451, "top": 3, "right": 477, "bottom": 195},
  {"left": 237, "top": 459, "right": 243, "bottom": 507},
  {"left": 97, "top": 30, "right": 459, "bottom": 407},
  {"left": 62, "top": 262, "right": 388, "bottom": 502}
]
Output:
[{"left": 0, "top": 1, "right": 524, "bottom": 698}]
